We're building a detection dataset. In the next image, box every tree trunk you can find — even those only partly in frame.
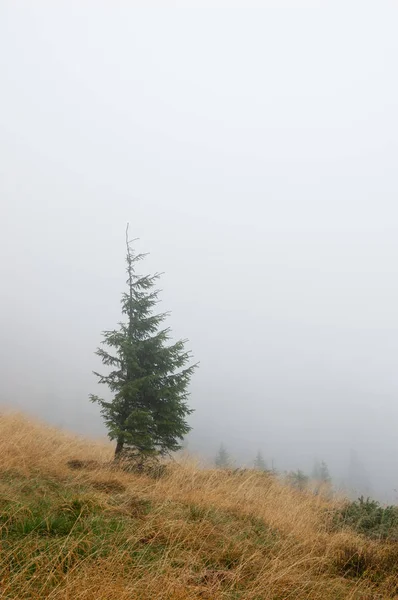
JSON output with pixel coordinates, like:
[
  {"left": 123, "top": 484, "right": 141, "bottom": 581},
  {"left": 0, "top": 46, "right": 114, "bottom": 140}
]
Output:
[{"left": 114, "top": 438, "right": 124, "bottom": 460}]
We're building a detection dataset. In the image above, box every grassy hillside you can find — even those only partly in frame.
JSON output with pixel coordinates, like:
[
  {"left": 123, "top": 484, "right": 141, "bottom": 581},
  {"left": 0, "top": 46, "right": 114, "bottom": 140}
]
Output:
[{"left": 0, "top": 413, "right": 398, "bottom": 599}]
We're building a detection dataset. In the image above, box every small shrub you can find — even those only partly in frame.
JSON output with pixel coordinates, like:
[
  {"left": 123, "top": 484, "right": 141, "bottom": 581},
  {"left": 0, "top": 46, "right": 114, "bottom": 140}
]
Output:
[{"left": 336, "top": 496, "right": 398, "bottom": 540}]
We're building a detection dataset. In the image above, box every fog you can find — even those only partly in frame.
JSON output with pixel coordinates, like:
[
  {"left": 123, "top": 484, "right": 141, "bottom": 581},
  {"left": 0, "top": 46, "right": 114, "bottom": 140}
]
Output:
[{"left": 1, "top": 2, "right": 398, "bottom": 501}]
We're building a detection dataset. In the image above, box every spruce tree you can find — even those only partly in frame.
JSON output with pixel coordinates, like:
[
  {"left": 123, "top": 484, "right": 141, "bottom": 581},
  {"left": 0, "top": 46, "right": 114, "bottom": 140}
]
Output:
[
  {"left": 287, "top": 469, "right": 309, "bottom": 491},
  {"left": 319, "top": 461, "right": 331, "bottom": 484},
  {"left": 312, "top": 460, "right": 332, "bottom": 496},
  {"left": 254, "top": 450, "right": 267, "bottom": 471},
  {"left": 312, "top": 460, "right": 331, "bottom": 484},
  {"left": 90, "top": 226, "right": 197, "bottom": 461},
  {"left": 215, "top": 444, "right": 230, "bottom": 468}
]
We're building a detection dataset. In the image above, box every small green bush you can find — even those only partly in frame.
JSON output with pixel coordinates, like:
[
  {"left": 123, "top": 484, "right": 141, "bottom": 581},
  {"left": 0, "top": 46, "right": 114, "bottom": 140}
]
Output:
[{"left": 336, "top": 496, "right": 398, "bottom": 540}]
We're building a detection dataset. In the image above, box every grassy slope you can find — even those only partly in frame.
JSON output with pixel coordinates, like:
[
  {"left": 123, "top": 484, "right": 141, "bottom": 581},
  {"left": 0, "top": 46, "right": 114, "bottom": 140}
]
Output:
[{"left": 0, "top": 414, "right": 397, "bottom": 599}]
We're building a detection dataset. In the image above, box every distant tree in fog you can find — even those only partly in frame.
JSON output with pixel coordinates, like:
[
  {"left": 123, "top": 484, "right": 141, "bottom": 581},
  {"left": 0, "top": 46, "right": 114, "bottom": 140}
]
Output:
[
  {"left": 215, "top": 444, "right": 230, "bottom": 468},
  {"left": 90, "top": 225, "right": 197, "bottom": 462},
  {"left": 254, "top": 450, "right": 267, "bottom": 471},
  {"left": 287, "top": 469, "right": 309, "bottom": 491},
  {"left": 312, "top": 460, "right": 332, "bottom": 497},
  {"left": 312, "top": 460, "right": 331, "bottom": 484}
]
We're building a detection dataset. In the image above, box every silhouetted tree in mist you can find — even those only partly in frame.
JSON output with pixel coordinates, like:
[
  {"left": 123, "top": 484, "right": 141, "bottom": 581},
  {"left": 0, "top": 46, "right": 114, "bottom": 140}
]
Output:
[
  {"left": 287, "top": 469, "right": 309, "bottom": 491},
  {"left": 312, "top": 460, "right": 331, "bottom": 484},
  {"left": 215, "top": 444, "right": 230, "bottom": 468},
  {"left": 312, "top": 460, "right": 332, "bottom": 496},
  {"left": 254, "top": 450, "right": 267, "bottom": 471}
]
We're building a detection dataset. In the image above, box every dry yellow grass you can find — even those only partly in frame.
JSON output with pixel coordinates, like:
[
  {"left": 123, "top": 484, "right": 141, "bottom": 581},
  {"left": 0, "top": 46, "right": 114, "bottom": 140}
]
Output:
[{"left": 0, "top": 411, "right": 397, "bottom": 599}]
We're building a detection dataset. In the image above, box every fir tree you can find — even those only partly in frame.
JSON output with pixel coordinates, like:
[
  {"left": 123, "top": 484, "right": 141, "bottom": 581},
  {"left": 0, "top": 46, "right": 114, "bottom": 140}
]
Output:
[
  {"left": 254, "top": 450, "right": 267, "bottom": 471},
  {"left": 215, "top": 444, "right": 230, "bottom": 468},
  {"left": 287, "top": 469, "right": 309, "bottom": 491},
  {"left": 312, "top": 460, "right": 332, "bottom": 496},
  {"left": 312, "top": 460, "right": 331, "bottom": 483},
  {"left": 318, "top": 460, "right": 331, "bottom": 484},
  {"left": 90, "top": 226, "right": 197, "bottom": 461}
]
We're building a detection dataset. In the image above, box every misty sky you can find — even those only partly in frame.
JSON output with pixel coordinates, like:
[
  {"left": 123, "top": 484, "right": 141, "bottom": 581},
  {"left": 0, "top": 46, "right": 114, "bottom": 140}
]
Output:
[{"left": 1, "top": 2, "right": 398, "bottom": 500}]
